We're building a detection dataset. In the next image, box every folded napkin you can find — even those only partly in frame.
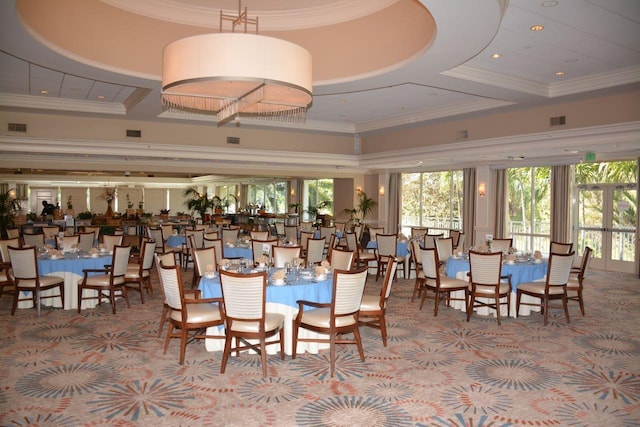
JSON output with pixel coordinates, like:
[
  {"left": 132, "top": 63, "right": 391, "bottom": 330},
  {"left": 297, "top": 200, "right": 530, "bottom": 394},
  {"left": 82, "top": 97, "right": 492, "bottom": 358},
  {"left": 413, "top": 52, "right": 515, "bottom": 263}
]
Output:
[
  {"left": 398, "top": 233, "right": 408, "bottom": 241},
  {"left": 533, "top": 250, "right": 542, "bottom": 259},
  {"left": 220, "top": 258, "right": 230, "bottom": 266},
  {"left": 272, "top": 269, "right": 286, "bottom": 280},
  {"left": 315, "top": 265, "right": 326, "bottom": 276},
  {"left": 206, "top": 264, "right": 215, "bottom": 274},
  {"left": 49, "top": 249, "right": 63, "bottom": 257},
  {"left": 506, "top": 254, "right": 516, "bottom": 261},
  {"left": 321, "top": 260, "right": 331, "bottom": 269},
  {"left": 89, "top": 248, "right": 99, "bottom": 255},
  {"left": 45, "top": 244, "right": 54, "bottom": 250},
  {"left": 255, "top": 255, "right": 269, "bottom": 265}
]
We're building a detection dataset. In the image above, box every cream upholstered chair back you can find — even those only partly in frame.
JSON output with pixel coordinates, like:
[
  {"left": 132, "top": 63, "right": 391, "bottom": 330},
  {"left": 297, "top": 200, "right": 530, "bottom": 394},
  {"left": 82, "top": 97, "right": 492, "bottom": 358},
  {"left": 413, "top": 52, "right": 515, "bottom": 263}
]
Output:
[
  {"left": 284, "top": 225, "right": 298, "bottom": 243},
  {"left": 8, "top": 246, "right": 38, "bottom": 280},
  {"left": 22, "top": 233, "right": 44, "bottom": 248},
  {"left": 204, "top": 230, "right": 219, "bottom": 240},
  {"left": 221, "top": 228, "right": 239, "bottom": 244},
  {"left": 344, "top": 231, "right": 358, "bottom": 252},
  {"left": 158, "top": 261, "right": 182, "bottom": 311},
  {"left": 55, "top": 235, "right": 79, "bottom": 251},
  {"left": 272, "top": 246, "right": 301, "bottom": 268},
  {"left": 305, "top": 237, "right": 325, "bottom": 266},
  {"left": 411, "top": 227, "right": 428, "bottom": 240},
  {"left": 84, "top": 226, "right": 100, "bottom": 240},
  {"left": 77, "top": 232, "right": 95, "bottom": 252},
  {"left": 250, "top": 230, "right": 269, "bottom": 240},
  {"left": 420, "top": 247, "right": 439, "bottom": 280},
  {"left": 456, "top": 233, "right": 465, "bottom": 250},
  {"left": 334, "top": 222, "right": 346, "bottom": 234},
  {"left": 376, "top": 234, "right": 397, "bottom": 258},
  {"left": 368, "top": 227, "right": 384, "bottom": 242},
  {"left": 111, "top": 245, "right": 132, "bottom": 279},
  {"left": 275, "top": 222, "right": 285, "bottom": 237},
  {"left": 251, "top": 239, "right": 278, "bottom": 264},
  {"left": 193, "top": 224, "right": 207, "bottom": 231},
  {"left": 489, "top": 238, "right": 512, "bottom": 253},
  {"left": 7, "top": 228, "right": 20, "bottom": 239},
  {"left": 103, "top": 234, "right": 123, "bottom": 252},
  {"left": 42, "top": 226, "right": 60, "bottom": 241},
  {"left": 411, "top": 240, "right": 423, "bottom": 268},
  {"left": 435, "top": 237, "right": 453, "bottom": 264},
  {"left": 382, "top": 259, "right": 398, "bottom": 300},
  {"left": 546, "top": 252, "right": 574, "bottom": 286},
  {"left": 219, "top": 270, "right": 266, "bottom": 320},
  {"left": 186, "top": 229, "right": 205, "bottom": 250},
  {"left": 160, "top": 224, "right": 174, "bottom": 241},
  {"left": 329, "top": 248, "right": 354, "bottom": 271},
  {"left": 319, "top": 226, "right": 336, "bottom": 241},
  {"left": 353, "top": 224, "right": 363, "bottom": 240},
  {"left": 550, "top": 241, "right": 573, "bottom": 255},
  {"left": 333, "top": 268, "right": 368, "bottom": 317},
  {"left": 147, "top": 227, "right": 165, "bottom": 252},
  {"left": 0, "top": 238, "right": 20, "bottom": 262},
  {"left": 193, "top": 246, "right": 217, "bottom": 276},
  {"left": 203, "top": 237, "right": 223, "bottom": 266},
  {"left": 299, "top": 231, "right": 314, "bottom": 251},
  {"left": 140, "top": 240, "right": 157, "bottom": 271},
  {"left": 299, "top": 221, "right": 313, "bottom": 232},
  {"left": 423, "top": 233, "right": 443, "bottom": 249},
  {"left": 469, "top": 250, "right": 503, "bottom": 285}
]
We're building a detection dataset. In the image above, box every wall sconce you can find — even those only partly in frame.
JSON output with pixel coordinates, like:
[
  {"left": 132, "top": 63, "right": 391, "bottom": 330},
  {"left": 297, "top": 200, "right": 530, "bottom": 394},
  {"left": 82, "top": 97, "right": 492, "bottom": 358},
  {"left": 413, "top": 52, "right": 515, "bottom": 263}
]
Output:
[
  {"left": 355, "top": 186, "right": 363, "bottom": 193},
  {"left": 379, "top": 185, "right": 385, "bottom": 197},
  {"left": 478, "top": 182, "right": 487, "bottom": 197},
  {"left": 290, "top": 188, "right": 295, "bottom": 196}
]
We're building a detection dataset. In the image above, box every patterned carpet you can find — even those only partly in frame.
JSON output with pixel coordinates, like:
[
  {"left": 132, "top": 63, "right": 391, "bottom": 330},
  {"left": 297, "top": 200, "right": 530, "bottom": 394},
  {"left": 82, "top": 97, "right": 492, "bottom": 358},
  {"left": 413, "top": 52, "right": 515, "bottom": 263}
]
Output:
[{"left": 0, "top": 268, "right": 639, "bottom": 426}]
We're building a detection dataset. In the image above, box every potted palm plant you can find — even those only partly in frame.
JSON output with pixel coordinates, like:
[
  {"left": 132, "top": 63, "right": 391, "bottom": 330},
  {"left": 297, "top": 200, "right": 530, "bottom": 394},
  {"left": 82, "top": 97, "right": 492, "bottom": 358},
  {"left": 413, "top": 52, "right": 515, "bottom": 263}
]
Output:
[
  {"left": 356, "top": 191, "right": 377, "bottom": 246},
  {"left": 183, "top": 187, "right": 216, "bottom": 222},
  {"left": 0, "top": 189, "right": 22, "bottom": 238}
]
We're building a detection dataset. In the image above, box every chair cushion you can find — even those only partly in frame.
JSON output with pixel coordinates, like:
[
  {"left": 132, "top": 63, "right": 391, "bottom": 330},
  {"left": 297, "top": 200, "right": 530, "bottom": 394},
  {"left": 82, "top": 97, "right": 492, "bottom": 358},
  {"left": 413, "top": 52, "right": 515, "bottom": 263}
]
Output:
[
  {"left": 170, "top": 303, "right": 222, "bottom": 324},
  {"left": 359, "top": 294, "right": 381, "bottom": 311},
  {"left": 518, "top": 282, "right": 565, "bottom": 295},
  {"left": 472, "top": 283, "right": 511, "bottom": 295},
  {"left": 229, "top": 313, "right": 284, "bottom": 333},
  {"left": 80, "top": 275, "right": 125, "bottom": 286},
  {"left": 300, "top": 307, "right": 356, "bottom": 328},
  {"left": 439, "top": 277, "right": 469, "bottom": 289},
  {"left": 17, "top": 275, "right": 63, "bottom": 288}
]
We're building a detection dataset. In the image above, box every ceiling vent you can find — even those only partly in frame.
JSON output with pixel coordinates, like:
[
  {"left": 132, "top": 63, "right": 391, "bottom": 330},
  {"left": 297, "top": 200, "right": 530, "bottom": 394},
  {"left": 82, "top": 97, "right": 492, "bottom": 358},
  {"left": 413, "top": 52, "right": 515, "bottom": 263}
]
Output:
[
  {"left": 8, "top": 123, "right": 27, "bottom": 132},
  {"left": 227, "top": 136, "right": 240, "bottom": 145},
  {"left": 456, "top": 130, "right": 468, "bottom": 140},
  {"left": 550, "top": 116, "right": 566, "bottom": 126},
  {"left": 126, "top": 129, "right": 142, "bottom": 137}
]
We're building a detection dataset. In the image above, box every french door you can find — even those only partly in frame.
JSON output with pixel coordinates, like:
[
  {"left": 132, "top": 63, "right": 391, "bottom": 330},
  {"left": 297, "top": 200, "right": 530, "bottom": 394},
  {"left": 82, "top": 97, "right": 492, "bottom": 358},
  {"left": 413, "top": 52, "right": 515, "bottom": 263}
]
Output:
[{"left": 574, "top": 183, "right": 637, "bottom": 273}]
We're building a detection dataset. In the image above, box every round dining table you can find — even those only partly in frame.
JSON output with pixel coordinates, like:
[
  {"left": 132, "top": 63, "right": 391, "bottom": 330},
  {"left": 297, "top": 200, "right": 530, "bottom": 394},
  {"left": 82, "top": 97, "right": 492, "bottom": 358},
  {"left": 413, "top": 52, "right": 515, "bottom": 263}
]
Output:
[
  {"left": 444, "top": 256, "right": 549, "bottom": 317},
  {"left": 199, "top": 270, "right": 333, "bottom": 355}
]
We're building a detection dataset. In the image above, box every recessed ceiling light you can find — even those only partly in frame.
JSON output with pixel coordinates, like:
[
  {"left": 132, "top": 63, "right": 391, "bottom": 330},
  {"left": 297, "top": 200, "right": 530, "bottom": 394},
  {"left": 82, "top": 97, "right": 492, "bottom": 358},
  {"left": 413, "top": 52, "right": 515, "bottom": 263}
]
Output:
[
  {"left": 507, "top": 155, "right": 525, "bottom": 160},
  {"left": 555, "top": 71, "right": 565, "bottom": 76},
  {"left": 541, "top": 1, "right": 559, "bottom": 7},
  {"left": 490, "top": 53, "right": 502, "bottom": 59},
  {"left": 40, "top": 90, "right": 48, "bottom": 94},
  {"left": 562, "top": 149, "right": 579, "bottom": 154},
  {"left": 530, "top": 25, "right": 544, "bottom": 31},
  {"left": 97, "top": 95, "right": 105, "bottom": 99}
]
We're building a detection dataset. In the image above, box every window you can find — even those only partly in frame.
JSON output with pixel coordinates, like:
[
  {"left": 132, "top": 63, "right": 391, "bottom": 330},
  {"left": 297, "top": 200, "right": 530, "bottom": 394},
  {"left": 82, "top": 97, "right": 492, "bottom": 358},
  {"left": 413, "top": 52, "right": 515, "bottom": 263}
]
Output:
[
  {"left": 506, "top": 167, "right": 551, "bottom": 252},
  {"left": 401, "top": 170, "right": 463, "bottom": 235},
  {"left": 302, "top": 179, "right": 333, "bottom": 221},
  {"left": 217, "top": 185, "right": 238, "bottom": 213},
  {"left": 247, "top": 181, "right": 287, "bottom": 214}
]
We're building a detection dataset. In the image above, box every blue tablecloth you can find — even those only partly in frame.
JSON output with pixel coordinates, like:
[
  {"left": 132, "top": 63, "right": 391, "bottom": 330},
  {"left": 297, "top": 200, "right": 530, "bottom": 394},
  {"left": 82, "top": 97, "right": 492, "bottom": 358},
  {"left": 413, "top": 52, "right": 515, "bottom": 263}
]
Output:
[
  {"left": 166, "top": 234, "right": 185, "bottom": 248},
  {"left": 199, "top": 273, "right": 333, "bottom": 309},
  {"left": 445, "top": 257, "right": 548, "bottom": 287},
  {"left": 223, "top": 246, "right": 253, "bottom": 259},
  {"left": 366, "top": 240, "right": 409, "bottom": 257}
]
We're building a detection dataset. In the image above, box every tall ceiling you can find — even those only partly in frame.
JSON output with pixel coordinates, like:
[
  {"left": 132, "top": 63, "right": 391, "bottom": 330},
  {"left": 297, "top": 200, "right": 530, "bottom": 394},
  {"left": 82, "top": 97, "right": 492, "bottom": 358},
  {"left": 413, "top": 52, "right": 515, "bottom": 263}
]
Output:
[{"left": 0, "top": 0, "right": 639, "bottom": 183}]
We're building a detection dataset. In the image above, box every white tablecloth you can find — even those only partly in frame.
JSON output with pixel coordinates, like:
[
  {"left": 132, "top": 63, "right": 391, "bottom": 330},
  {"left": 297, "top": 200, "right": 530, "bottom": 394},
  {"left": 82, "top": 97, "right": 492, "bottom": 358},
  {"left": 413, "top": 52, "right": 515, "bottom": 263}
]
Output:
[{"left": 199, "top": 273, "right": 333, "bottom": 355}]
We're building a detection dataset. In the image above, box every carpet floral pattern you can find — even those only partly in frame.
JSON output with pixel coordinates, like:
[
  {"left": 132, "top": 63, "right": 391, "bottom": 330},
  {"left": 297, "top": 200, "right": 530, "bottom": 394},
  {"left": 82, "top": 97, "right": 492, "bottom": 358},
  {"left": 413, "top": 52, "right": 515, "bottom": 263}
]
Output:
[{"left": 0, "top": 270, "right": 639, "bottom": 426}]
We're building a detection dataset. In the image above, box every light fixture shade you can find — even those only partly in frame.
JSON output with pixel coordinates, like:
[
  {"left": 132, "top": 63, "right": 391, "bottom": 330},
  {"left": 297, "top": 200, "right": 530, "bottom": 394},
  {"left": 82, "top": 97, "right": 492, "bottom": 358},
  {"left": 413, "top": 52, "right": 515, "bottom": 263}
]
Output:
[{"left": 162, "top": 33, "right": 312, "bottom": 125}]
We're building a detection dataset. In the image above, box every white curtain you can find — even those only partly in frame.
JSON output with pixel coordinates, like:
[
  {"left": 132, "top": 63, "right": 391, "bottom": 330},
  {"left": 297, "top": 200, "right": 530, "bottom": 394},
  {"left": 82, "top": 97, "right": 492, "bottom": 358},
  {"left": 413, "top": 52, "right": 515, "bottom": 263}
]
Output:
[
  {"left": 551, "top": 165, "right": 571, "bottom": 243},
  {"left": 493, "top": 169, "right": 507, "bottom": 238},
  {"left": 388, "top": 173, "right": 400, "bottom": 234}
]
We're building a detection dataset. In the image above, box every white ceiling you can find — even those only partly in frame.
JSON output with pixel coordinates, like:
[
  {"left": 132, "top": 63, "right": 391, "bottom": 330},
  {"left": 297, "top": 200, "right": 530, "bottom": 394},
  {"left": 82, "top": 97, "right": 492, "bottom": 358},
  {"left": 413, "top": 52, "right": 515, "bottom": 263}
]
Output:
[{"left": 0, "top": 0, "right": 639, "bottom": 182}]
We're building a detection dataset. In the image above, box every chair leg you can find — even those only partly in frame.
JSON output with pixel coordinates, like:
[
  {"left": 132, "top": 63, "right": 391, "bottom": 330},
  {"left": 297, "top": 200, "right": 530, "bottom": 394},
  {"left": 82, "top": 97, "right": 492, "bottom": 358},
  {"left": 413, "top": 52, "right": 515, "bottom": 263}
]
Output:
[
  {"left": 495, "top": 297, "right": 501, "bottom": 326},
  {"left": 329, "top": 333, "right": 336, "bottom": 378},
  {"left": 411, "top": 277, "right": 423, "bottom": 302},
  {"left": 516, "top": 291, "right": 521, "bottom": 318},
  {"left": 260, "top": 339, "right": 268, "bottom": 378},
  {"left": 220, "top": 334, "right": 233, "bottom": 374},
  {"left": 163, "top": 324, "right": 174, "bottom": 354},
  {"left": 562, "top": 295, "right": 571, "bottom": 324},
  {"left": 157, "top": 305, "right": 169, "bottom": 337},
  {"left": 378, "top": 313, "right": 388, "bottom": 347},
  {"left": 466, "top": 293, "right": 474, "bottom": 322},
  {"left": 578, "top": 291, "right": 585, "bottom": 315},
  {"left": 291, "top": 320, "right": 298, "bottom": 358},
  {"left": 353, "top": 326, "right": 365, "bottom": 361},
  {"left": 179, "top": 327, "right": 188, "bottom": 365}
]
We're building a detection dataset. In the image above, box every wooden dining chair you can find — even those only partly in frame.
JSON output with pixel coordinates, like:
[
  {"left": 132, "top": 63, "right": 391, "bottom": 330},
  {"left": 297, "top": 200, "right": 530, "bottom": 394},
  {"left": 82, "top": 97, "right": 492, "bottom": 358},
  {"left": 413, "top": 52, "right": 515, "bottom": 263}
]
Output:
[
  {"left": 125, "top": 239, "right": 156, "bottom": 303},
  {"left": 77, "top": 245, "right": 131, "bottom": 314},
  {"left": 250, "top": 230, "right": 269, "bottom": 240},
  {"left": 251, "top": 238, "right": 278, "bottom": 265},
  {"left": 0, "top": 237, "right": 19, "bottom": 299},
  {"left": 22, "top": 232, "right": 45, "bottom": 248},
  {"left": 567, "top": 246, "right": 592, "bottom": 316},
  {"left": 328, "top": 247, "right": 354, "bottom": 271},
  {"left": 550, "top": 241, "right": 573, "bottom": 255},
  {"left": 489, "top": 238, "right": 512, "bottom": 253},
  {"left": 466, "top": 250, "right": 511, "bottom": 325},
  {"left": 359, "top": 259, "right": 397, "bottom": 346},
  {"left": 102, "top": 234, "right": 123, "bottom": 253},
  {"left": 9, "top": 245, "right": 64, "bottom": 317},
  {"left": 272, "top": 245, "right": 302, "bottom": 268},
  {"left": 375, "top": 234, "right": 405, "bottom": 280},
  {"left": 219, "top": 270, "right": 285, "bottom": 377},
  {"left": 159, "top": 262, "right": 224, "bottom": 365},
  {"left": 418, "top": 247, "right": 469, "bottom": 316},
  {"left": 305, "top": 237, "right": 326, "bottom": 267},
  {"left": 284, "top": 225, "right": 299, "bottom": 244},
  {"left": 516, "top": 251, "right": 575, "bottom": 325}
]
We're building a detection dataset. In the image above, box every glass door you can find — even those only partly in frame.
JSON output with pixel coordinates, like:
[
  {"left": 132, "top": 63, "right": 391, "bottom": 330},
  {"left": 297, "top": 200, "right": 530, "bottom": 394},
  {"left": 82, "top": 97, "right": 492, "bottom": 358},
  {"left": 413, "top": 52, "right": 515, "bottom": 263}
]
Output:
[{"left": 574, "top": 184, "right": 637, "bottom": 273}]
